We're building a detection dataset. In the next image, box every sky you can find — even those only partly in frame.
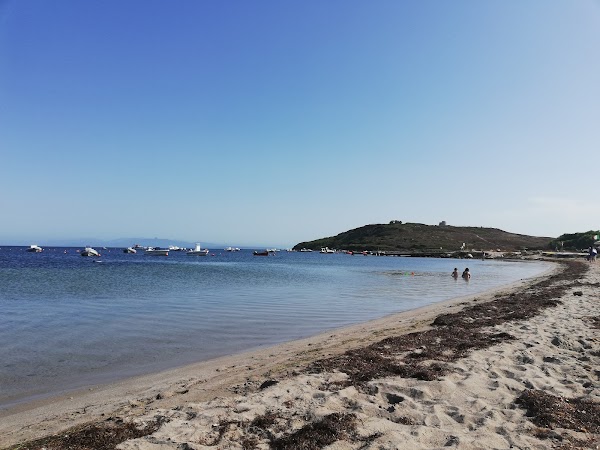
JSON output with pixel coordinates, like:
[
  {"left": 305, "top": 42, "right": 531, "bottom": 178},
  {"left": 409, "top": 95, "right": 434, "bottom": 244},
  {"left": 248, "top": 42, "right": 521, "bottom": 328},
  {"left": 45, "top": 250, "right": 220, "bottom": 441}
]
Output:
[{"left": 1, "top": 1, "right": 599, "bottom": 247}]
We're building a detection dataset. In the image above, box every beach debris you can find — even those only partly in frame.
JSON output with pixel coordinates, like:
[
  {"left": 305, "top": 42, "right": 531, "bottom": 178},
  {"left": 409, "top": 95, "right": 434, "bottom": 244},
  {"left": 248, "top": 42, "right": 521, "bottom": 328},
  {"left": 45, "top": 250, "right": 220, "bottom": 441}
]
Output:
[
  {"left": 385, "top": 393, "right": 404, "bottom": 404},
  {"left": 259, "top": 379, "right": 278, "bottom": 390},
  {"left": 269, "top": 412, "right": 357, "bottom": 449},
  {"left": 445, "top": 435, "right": 460, "bottom": 446},
  {"left": 517, "top": 389, "right": 600, "bottom": 433},
  {"left": 8, "top": 417, "right": 165, "bottom": 450},
  {"left": 307, "top": 328, "right": 514, "bottom": 387}
]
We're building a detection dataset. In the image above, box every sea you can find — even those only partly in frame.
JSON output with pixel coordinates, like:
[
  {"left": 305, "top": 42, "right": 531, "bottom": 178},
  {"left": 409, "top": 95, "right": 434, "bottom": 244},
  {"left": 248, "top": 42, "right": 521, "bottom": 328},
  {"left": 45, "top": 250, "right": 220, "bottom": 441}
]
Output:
[{"left": 0, "top": 246, "right": 552, "bottom": 409}]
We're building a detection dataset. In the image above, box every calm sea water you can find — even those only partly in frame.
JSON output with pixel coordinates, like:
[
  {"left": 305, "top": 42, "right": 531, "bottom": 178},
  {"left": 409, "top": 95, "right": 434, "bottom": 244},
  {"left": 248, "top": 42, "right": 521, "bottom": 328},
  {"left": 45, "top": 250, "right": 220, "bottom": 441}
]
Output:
[{"left": 0, "top": 246, "right": 552, "bottom": 408}]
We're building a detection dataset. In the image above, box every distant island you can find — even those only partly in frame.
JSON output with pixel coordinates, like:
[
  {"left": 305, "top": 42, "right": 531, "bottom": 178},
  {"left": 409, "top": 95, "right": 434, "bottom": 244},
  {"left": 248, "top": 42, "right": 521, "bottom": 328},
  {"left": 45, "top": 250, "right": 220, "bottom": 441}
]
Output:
[{"left": 293, "top": 222, "right": 553, "bottom": 254}]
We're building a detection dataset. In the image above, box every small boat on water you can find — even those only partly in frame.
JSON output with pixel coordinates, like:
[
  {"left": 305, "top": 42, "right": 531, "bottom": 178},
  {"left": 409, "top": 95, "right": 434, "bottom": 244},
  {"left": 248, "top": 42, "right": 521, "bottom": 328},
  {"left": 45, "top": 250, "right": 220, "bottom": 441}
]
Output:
[
  {"left": 253, "top": 250, "right": 269, "bottom": 256},
  {"left": 123, "top": 247, "right": 137, "bottom": 254},
  {"left": 187, "top": 243, "right": 209, "bottom": 256},
  {"left": 81, "top": 247, "right": 101, "bottom": 257},
  {"left": 26, "top": 244, "right": 43, "bottom": 253},
  {"left": 145, "top": 247, "right": 169, "bottom": 256},
  {"left": 225, "top": 247, "right": 241, "bottom": 252},
  {"left": 320, "top": 247, "right": 335, "bottom": 253},
  {"left": 300, "top": 248, "right": 313, "bottom": 252}
]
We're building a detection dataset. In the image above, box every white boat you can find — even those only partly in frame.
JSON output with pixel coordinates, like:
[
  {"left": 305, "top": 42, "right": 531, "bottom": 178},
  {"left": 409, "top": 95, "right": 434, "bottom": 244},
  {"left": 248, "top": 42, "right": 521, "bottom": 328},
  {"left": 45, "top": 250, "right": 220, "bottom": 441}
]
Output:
[
  {"left": 225, "top": 247, "right": 240, "bottom": 252},
  {"left": 187, "top": 243, "right": 209, "bottom": 256},
  {"left": 123, "top": 247, "right": 137, "bottom": 254},
  {"left": 320, "top": 247, "right": 335, "bottom": 253},
  {"left": 300, "top": 248, "right": 313, "bottom": 252},
  {"left": 145, "top": 247, "right": 169, "bottom": 256},
  {"left": 81, "top": 247, "right": 101, "bottom": 257},
  {"left": 26, "top": 244, "right": 43, "bottom": 253}
]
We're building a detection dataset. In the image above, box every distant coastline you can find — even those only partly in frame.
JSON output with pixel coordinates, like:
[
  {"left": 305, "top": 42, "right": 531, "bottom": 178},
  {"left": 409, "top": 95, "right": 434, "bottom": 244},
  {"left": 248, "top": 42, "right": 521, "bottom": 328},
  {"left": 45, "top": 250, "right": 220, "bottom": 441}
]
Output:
[{"left": 293, "top": 222, "right": 553, "bottom": 254}]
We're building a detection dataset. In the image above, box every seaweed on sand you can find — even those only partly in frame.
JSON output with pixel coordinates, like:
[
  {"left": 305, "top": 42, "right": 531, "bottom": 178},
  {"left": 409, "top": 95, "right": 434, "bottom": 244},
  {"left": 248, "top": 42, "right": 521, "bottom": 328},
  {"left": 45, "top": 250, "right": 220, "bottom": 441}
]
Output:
[
  {"left": 194, "top": 412, "right": 366, "bottom": 450},
  {"left": 307, "top": 261, "right": 588, "bottom": 388},
  {"left": 517, "top": 390, "right": 600, "bottom": 434},
  {"left": 432, "top": 261, "right": 588, "bottom": 329},
  {"left": 7, "top": 418, "right": 164, "bottom": 450},
  {"left": 269, "top": 413, "right": 358, "bottom": 450},
  {"left": 308, "top": 328, "right": 514, "bottom": 386}
]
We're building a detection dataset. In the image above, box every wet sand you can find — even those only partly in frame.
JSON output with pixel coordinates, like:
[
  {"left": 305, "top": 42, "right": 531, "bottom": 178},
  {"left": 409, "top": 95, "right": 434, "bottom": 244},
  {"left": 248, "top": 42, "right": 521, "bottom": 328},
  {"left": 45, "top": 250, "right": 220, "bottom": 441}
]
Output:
[{"left": 2, "top": 260, "right": 599, "bottom": 449}]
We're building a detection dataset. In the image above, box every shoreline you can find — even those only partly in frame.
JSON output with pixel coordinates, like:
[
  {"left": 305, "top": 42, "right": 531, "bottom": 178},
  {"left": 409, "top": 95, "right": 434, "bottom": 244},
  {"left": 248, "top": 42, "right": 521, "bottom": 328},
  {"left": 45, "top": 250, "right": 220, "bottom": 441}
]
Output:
[
  {"left": 0, "top": 259, "right": 551, "bottom": 412},
  {"left": 0, "top": 262, "right": 564, "bottom": 448},
  {"left": 0, "top": 254, "right": 548, "bottom": 414}
]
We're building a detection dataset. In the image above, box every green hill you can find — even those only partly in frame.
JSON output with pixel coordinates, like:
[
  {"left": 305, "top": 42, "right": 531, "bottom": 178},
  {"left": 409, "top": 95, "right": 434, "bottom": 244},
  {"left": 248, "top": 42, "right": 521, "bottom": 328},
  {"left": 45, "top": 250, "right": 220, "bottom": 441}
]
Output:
[
  {"left": 549, "top": 230, "right": 600, "bottom": 251},
  {"left": 293, "top": 222, "right": 553, "bottom": 253}
]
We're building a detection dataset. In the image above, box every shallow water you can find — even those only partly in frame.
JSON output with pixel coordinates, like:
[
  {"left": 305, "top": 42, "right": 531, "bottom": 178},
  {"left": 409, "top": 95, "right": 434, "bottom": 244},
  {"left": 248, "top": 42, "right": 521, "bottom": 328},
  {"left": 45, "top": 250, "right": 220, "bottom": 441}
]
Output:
[{"left": 0, "top": 247, "right": 551, "bottom": 408}]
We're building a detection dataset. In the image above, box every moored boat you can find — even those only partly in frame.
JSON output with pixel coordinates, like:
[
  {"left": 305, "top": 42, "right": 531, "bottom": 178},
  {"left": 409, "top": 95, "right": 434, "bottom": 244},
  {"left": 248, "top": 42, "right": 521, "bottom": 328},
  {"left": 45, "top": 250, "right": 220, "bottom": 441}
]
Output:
[
  {"left": 26, "top": 244, "right": 43, "bottom": 253},
  {"left": 187, "top": 243, "right": 209, "bottom": 256},
  {"left": 320, "top": 247, "right": 335, "bottom": 253},
  {"left": 253, "top": 250, "right": 269, "bottom": 256},
  {"left": 81, "top": 247, "right": 101, "bottom": 257},
  {"left": 144, "top": 247, "right": 169, "bottom": 256}
]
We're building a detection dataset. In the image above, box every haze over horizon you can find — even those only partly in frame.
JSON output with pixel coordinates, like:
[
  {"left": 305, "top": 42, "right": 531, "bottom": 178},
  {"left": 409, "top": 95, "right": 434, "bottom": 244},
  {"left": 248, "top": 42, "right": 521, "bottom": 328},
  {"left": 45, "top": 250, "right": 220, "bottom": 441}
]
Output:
[{"left": 1, "top": 1, "right": 598, "bottom": 247}]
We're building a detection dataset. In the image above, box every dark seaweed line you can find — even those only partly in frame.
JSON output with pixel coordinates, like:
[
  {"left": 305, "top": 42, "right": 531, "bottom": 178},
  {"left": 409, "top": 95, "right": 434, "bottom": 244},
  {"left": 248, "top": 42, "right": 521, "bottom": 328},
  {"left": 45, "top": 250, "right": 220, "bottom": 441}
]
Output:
[
  {"left": 245, "top": 261, "right": 593, "bottom": 449},
  {"left": 306, "top": 261, "right": 588, "bottom": 387}
]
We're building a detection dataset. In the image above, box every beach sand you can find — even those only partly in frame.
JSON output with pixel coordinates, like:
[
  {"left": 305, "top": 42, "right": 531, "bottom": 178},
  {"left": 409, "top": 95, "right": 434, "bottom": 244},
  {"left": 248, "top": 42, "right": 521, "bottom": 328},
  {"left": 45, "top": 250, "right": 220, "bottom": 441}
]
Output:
[{"left": 2, "top": 260, "right": 599, "bottom": 449}]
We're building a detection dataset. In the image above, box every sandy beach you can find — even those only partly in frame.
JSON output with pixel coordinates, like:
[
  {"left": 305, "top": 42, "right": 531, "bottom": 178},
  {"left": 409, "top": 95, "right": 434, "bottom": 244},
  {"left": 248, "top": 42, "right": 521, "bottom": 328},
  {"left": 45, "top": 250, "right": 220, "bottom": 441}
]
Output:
[{"left": 3, "top": 259, "right": 599, "bottom": 449}]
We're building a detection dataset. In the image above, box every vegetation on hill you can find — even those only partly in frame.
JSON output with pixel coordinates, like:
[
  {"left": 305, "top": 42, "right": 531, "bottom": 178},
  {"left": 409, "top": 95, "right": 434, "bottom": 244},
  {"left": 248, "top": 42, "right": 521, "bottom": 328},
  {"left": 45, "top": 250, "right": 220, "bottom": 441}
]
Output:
[
  {"left": 549, "top": 231, "right": 600, "bottom": 251},
  {"left": 293, "top": 222, "right": 553, "bottom": 253}
]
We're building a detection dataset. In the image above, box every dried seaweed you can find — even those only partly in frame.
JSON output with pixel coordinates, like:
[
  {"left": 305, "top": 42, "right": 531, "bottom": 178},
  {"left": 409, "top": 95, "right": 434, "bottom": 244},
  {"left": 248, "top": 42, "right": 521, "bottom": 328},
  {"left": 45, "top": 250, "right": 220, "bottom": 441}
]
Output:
[
  {"left": 307, "top": 261, "right": 587, "bottom": 390},
  {"left": 432, "top": 262, "right": 587, "bottom": 330},
  {"left": 270, "top": 413, "right": 357, "bottom": 450},
  {"left": 517, "top": 390, "right": 600, "bottom": 433},
  {"left": 308, "top": 329, "right": 514, "bottom": 386},
  {"left": 8, "top": 418, "right": 163, "bottom": 450},
  {"left": 249, "top": 411, "right": 279, "bottom": 430}
]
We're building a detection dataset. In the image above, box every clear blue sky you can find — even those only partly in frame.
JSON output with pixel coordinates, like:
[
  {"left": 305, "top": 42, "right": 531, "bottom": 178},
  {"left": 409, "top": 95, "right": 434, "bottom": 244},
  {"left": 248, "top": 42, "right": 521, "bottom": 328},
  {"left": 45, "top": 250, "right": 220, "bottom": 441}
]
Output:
[{"left": 1, "top": 1, "right": 599, "bottom": 246}]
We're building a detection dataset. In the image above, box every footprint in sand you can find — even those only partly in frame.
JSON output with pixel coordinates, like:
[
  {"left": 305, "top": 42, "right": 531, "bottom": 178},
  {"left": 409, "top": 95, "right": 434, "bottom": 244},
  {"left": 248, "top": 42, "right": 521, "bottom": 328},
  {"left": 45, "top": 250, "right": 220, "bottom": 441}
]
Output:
[
  {"left": 446, "top": 408, "right": 465, "bottom": 424},
  {"left": 543, "top": 356, "right": 561, "bottom": 364}
]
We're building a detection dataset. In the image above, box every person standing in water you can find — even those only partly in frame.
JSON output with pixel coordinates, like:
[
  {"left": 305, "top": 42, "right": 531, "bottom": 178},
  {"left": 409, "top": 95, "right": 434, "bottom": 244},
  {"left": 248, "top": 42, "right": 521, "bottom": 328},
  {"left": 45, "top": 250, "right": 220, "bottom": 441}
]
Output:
[
  {"left": 462, "top": 268, "right": 471, "bottom": 280},
  {"left": 452, "top": 268, "right": 459, "bottom": 278}
]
